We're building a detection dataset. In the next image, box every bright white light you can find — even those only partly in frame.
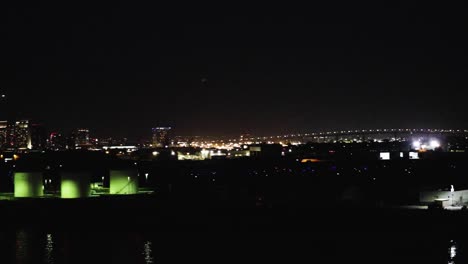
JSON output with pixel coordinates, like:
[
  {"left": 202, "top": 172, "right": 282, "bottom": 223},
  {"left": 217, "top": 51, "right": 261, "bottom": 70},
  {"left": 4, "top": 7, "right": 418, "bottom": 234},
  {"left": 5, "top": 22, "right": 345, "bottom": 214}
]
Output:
[
  {"left": 450, "top": 245, "right": 457, "bottom": 258},
  {"left": 379, "top": 152, "right": 390, "bottom": 160},
  {"left": 409, "top": 152, "right": 419, "bottom": 159},
  {"left": 412, "top": 140, "right": 421, "bottom": 149},
  {"left": 430, "top": 140, "right": 440, "bottom": 149}
]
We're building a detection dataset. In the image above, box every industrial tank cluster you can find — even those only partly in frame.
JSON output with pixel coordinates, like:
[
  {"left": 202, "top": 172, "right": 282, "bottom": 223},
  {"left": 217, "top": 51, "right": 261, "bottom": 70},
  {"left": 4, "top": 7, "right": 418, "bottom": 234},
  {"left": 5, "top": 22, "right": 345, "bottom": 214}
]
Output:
[{"left": 12, "top": 154, "right": 139, "bottom": 199}]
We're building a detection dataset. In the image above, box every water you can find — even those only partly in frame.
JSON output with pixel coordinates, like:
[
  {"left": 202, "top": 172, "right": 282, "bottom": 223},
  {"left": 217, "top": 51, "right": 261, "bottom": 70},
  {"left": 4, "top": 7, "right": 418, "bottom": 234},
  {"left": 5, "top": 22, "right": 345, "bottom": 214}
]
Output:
[{"left": 0, "top": 229, "right": 466, "bottom": 264}]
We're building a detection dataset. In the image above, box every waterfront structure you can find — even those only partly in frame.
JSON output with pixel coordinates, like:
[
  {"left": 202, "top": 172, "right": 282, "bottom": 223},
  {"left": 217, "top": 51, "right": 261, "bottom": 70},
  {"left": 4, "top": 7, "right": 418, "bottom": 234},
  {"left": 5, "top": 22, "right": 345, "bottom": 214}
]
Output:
[
  {"left": 14, "top": 171, "right": 44, "bottom": 198},
  {"left": 110, "top": 169, "right": 138, "bottom": 194},
  {"left": 61, "top": 172, "right": 91, "bottom": 198},
  {"left": 420, "top": 187, "right": 468, "bottom": 207}
]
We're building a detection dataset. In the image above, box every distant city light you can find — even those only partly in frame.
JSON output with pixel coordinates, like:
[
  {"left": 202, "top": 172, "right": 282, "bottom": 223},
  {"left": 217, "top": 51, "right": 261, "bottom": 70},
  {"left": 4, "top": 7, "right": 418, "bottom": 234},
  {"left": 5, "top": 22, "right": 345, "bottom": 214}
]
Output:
[
  {"left": 379, "top": 152, "right": 390, "bottom": 160},
  {"left": 412, "top": 140, "right": 421, "bottom": 149},
  {"left": 430, "top": 140, "right": 440, "bottom": 149},
  {"left": 413, "top": 139, "right": 440, "bottom": 151},
  {"left": 409, "top": 152, "right": 419, "bottom": 159}
]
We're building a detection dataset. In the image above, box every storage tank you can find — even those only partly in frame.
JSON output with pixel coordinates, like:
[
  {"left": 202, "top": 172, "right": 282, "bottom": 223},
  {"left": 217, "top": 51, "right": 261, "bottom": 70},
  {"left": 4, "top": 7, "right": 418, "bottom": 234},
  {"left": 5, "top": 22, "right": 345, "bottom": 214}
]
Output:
[
  {"left": 61, "top": 172, "right": 91, "bottom": 198},
  {"left": 13, "top": 154, "right": 46, "bottom": 198},
  {"left": 14, "top": 172, "right": 44, "bottom": 198},
  {"left": 109, "top": 160, "right": 139, "bottom": 195},
  {"left": 56, "top": 152, "right": 104, "bottom": 198},
  {"left": 110, "top": 169, "right": 138, "bottom": 194}
]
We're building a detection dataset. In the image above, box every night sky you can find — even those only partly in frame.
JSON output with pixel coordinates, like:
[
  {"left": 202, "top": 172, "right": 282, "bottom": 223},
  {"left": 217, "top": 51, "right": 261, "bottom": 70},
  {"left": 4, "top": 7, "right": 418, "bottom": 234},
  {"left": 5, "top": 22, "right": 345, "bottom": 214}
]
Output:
[{"left": 2, "top": 2, "right": 467, "bottom": 139}]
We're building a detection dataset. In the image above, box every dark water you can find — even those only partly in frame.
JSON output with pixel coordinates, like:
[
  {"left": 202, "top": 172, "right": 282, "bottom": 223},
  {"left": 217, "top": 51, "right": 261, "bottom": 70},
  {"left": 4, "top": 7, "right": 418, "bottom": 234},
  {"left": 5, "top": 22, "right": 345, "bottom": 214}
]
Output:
[{"left": 0, "top": 228, "right": 465, "bottom": 264}]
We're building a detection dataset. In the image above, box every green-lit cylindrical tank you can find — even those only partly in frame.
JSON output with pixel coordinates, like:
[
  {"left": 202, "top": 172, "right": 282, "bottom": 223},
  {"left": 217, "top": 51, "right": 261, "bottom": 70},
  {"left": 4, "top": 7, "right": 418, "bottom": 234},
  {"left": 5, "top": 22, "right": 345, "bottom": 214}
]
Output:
[
  {"left": 61, "top": 172, "right": 91, "bottom": 198},
  {"left": 14, "top": 172, "right": 44, "bottom": 198},
  {"left": 110, "top": 169, "right": 138, "bottom": 194}
]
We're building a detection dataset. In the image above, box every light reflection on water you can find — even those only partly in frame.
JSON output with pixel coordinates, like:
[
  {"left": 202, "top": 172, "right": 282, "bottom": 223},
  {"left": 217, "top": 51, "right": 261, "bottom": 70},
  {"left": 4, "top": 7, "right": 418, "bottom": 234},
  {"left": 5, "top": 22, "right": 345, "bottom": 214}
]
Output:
[
  {"left": 449, "top": 240, "right": 457, "bottom": 264},
  {"left": 16, "top": 230, "right": 55, "bottom": 264},
  {"left": 6, "top": 230, "right": 467, "bottom": 264},
  {"left": 143, "top": 241, "right": 154, "bottom": 264},
  {"left": 16, "top": 229, "right": 28, "bottom": 264},
  {"left": 11, "top": 230, "right": 156, "bottom": 264},
  {"left": 44, "top": 234, "right": 54, "bottom": 264}
]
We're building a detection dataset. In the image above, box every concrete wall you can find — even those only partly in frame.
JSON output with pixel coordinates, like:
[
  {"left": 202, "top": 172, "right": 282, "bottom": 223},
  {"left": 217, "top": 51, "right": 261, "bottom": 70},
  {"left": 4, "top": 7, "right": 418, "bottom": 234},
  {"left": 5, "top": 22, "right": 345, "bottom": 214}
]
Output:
[
  {"left": 14, "top": 172, "right": 44, "bottom": 198},
  {"left": 110, "top": 169, "right": 138, "bottom": 195},
  {"left": 61, "top": 172, "right": 91, "bottom": 198},
  {"left": 420, "top": 190, "right": 468, "bottom": 205}
]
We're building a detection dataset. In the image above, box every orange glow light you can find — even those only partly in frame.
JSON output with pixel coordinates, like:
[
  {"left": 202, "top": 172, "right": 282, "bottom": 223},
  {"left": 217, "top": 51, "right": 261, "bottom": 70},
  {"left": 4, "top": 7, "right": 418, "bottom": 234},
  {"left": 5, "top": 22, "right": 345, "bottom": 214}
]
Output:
[{"left": 301, "top": 158, "right": 321, "bottom": 163}]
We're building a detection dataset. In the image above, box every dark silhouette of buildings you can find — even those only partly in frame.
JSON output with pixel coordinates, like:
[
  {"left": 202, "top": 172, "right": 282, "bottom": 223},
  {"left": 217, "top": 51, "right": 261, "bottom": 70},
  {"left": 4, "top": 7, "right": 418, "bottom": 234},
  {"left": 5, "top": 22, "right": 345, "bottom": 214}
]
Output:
[{"left": 152, "top": 127, "right": 172, "bottom": 147}]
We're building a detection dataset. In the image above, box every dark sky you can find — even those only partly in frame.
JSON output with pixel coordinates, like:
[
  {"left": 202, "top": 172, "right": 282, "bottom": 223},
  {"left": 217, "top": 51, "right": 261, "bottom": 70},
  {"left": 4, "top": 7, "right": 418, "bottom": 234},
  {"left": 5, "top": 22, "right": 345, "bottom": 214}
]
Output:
[{"left": 2, "top": 2, "right": 467, "bottom": 139}]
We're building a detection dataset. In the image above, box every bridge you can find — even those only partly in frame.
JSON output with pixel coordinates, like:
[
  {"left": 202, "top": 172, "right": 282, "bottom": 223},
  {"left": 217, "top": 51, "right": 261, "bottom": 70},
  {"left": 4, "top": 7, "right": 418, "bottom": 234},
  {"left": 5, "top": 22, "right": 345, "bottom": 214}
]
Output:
[{"left": 234, "top": 129, "right": 468, "bottom": 144}]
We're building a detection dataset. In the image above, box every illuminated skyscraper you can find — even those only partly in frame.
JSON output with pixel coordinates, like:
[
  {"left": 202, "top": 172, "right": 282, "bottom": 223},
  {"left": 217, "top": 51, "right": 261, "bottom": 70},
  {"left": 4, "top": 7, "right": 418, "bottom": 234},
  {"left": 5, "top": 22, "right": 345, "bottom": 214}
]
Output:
[
  {"left": 0, "top": 121, "right": 7, "bottom": 149},
  {"left": 14, "top": 120, "right": 32, "bottom": 149},
  {"left": 75, "top": 128, "right": 90, "bottom": 147},
  {"left": 49, "top": 132, "right": 66, "bottom": 150},
  {"left": 152, "top": 127, "right": 172, "bottom": 147}
]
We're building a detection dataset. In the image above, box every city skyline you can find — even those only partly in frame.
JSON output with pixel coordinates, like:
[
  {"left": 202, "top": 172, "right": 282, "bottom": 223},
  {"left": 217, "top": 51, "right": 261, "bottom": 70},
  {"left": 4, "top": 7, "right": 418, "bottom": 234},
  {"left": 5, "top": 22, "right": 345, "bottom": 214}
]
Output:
[{"left": 1, "top": 117, "right": 467, "bottom": 149}]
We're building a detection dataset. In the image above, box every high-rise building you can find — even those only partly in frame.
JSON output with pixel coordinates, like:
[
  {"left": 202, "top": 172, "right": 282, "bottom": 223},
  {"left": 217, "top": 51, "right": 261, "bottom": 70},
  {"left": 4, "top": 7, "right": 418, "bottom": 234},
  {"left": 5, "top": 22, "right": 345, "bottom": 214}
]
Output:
[
  {"left": 67, "top": 133, "right": 76, "bottom": 150},
  {"left": 49, "top": 132, "right": 67, "bottom": 151},
  {"left": 30, "top": 123, "right": 47, "bottom": 150},
  {"left": 14, "top": 120, "right": 32, "bottom": 149},
  {"left": 3, "top": 121, "right": 15, "bottom": 149},
  {"left": 0, "top": 121, "right": 7, "bottom": 148},
  {"left": 152, "top": 127, "right": 172, "bottom": 147},
  {"left": 75, "top": 128, "right": 90, "bottom": 147}
]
